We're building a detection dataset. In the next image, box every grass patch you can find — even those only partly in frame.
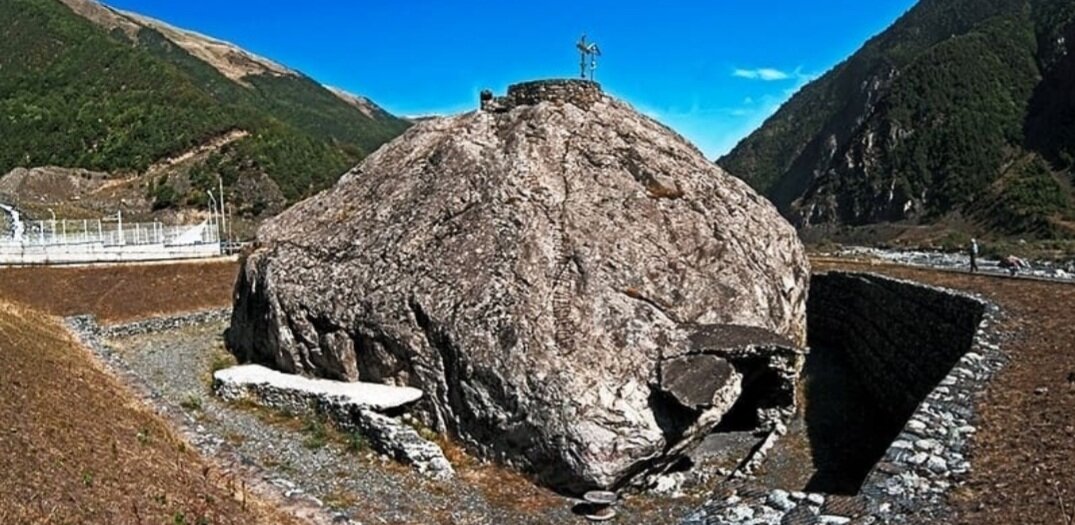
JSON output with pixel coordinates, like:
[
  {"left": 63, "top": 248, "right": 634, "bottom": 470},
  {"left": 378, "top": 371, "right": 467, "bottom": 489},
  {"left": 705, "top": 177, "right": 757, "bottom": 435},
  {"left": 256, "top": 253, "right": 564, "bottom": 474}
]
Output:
[
  {"left": 209, "top": 351, "right": 237, "bottom": 375},
  {"left": 301, "top": 417, "right": 328, "bottom": 450},
  {"left": 226, "top": 398, "right": 378, "bottom": 465},
  {"left": 402, "top": 415, "right": 439, "bottom": 443},
  {"left": 322, "top": 489, "right": 359, "bottom": 510},
  {"left": 180, "top": 394, "right": 203, "bottom": 412},
  {"left": 346, "top": 431, "right": 368, "bottom": 454},
  {"left": 224, "top": 432, "right": 246, "bottom": 446}
]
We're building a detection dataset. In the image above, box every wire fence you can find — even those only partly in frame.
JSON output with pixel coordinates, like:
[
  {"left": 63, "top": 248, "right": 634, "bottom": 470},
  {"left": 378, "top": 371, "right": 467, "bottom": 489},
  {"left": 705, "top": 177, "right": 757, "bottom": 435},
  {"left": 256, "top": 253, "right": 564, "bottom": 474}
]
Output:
[{"left": 2, "top": 218, "right": 219, "bottom": 247}]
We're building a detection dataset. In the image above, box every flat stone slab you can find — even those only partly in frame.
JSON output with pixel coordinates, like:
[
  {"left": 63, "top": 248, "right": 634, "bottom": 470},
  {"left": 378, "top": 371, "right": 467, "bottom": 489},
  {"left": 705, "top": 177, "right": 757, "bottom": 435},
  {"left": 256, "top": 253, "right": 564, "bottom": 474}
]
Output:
[
  {"left": 214, "top": 364, "right": 422, "bottom": 411},
  {"left": 583, "top": 490, "right": 618, "bottom": 505},
  {"left": 213, "top": 364, "right": 453, "bottom": 480}
]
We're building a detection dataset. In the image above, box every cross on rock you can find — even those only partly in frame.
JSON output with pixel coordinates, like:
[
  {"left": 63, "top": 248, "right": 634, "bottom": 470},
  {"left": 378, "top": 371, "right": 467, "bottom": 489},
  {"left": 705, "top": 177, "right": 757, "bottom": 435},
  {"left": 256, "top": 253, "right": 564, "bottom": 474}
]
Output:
[{"left": 576, "top": 34, "right": 602, "bottom": 81}]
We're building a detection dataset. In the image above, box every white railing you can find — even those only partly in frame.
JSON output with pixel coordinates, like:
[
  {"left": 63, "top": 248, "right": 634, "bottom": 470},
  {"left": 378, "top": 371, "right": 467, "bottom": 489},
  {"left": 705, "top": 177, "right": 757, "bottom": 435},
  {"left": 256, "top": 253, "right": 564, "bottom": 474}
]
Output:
[
  {"left": 8, "top": 218, "right": 219, "bottom": 247},
  {"left": 0, "top": 206, "right": 224, "bottom": 264}
]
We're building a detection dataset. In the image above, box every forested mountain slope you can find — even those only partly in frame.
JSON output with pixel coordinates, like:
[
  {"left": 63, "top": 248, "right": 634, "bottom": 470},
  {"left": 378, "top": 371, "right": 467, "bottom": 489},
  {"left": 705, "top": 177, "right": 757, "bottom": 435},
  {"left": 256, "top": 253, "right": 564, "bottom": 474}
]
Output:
[
  {"left": 0, "top": 0, "right": 409, "bottom": 223},
  {"left": 720, "top": 0, "right": 1075, "bottom": 239}
]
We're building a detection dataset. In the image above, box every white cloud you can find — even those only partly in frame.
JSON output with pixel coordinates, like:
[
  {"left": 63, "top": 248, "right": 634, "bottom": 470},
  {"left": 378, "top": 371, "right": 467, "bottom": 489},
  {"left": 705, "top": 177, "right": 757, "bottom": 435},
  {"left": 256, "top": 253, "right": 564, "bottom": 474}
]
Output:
[{"left": 732, "top": 68, "right": 790, "bottom": 81}]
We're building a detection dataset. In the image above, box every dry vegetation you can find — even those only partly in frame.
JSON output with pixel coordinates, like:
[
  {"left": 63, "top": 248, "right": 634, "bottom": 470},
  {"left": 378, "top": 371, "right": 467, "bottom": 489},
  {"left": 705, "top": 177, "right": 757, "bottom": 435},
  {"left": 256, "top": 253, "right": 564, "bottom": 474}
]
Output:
[
  {"left": 0, "top": 260, "right": 238, "bottom": 324},
  {"left": 816, "top": 258, "right": 1075, "bottom": 525},
  {"left": 0, "top": 300, "right": 298, "bottom": 524}
]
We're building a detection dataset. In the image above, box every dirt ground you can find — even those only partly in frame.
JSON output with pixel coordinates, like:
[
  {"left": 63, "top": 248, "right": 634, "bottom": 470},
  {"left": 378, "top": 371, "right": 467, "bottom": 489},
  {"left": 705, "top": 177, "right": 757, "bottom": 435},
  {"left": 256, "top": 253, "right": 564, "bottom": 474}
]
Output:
[
  {"left": 0, "top": 259, "right": 238, "bottom": 324},
  {"left": 0, "top": 257, "right": 1072, "bottom": 523},
  {"left": 0, "top": 299, "right": 299, "bottom": 524},
  {"left": 814, "top": 259, "right": 1075, "bottom": 525}
]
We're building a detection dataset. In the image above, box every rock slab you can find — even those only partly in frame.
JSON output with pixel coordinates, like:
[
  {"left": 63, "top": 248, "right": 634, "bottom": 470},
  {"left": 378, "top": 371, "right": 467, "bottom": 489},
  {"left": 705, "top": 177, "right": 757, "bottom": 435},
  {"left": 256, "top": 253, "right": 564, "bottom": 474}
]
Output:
[{"left": 214, "top": 364, "right": 423, "bottom": 411}]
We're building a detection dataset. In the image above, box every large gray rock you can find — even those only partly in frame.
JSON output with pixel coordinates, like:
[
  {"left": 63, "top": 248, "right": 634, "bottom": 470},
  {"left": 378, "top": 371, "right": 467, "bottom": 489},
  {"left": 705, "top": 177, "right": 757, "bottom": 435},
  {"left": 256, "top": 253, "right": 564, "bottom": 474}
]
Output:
[{"left": 227, "top": 80, "right": 809, "bottom": 492}]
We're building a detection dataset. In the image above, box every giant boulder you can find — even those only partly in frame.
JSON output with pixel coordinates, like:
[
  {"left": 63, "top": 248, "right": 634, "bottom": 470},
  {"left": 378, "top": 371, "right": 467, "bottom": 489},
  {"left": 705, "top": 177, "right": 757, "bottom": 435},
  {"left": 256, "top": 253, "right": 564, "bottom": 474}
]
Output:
[{"left": 227, "top": 80, "right": 809, "bottom": 492}]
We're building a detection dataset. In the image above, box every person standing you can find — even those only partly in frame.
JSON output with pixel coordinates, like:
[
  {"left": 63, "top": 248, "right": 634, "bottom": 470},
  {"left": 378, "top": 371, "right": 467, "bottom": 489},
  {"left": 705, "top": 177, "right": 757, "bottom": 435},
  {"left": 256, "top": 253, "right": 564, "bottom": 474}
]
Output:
[{"left": 969, "top": 238, "right": 980, "bottom": 273}]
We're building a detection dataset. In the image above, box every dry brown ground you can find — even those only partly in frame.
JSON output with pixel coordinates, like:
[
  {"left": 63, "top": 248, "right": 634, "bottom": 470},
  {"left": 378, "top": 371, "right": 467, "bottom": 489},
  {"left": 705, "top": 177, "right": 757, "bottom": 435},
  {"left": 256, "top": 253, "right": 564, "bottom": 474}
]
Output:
[
  {"left": 3, "top": 257, "right": 1072, "bottom": 523},
  {"left": 0, "top": 260, "right": 238, "bottom": 324},
  {"left": 815, "top": 259, "right": 1075, "bottom": 525},
  {"left": 0, "top": 300, "right": 299, "bottom": 524}
]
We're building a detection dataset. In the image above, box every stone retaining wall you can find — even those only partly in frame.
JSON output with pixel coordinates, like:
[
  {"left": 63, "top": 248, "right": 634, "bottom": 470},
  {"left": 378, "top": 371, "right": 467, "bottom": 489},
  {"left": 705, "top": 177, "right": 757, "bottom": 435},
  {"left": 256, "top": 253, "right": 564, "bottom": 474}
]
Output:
[
  {"left": 808, "top": 272, "right": 986, "bottom": 421},
  {"left": 101, "top": 308, "right": 231, "bottom": 337},
  {"left": 684, "top": 272, "right": 1007, "bottom": 524}
]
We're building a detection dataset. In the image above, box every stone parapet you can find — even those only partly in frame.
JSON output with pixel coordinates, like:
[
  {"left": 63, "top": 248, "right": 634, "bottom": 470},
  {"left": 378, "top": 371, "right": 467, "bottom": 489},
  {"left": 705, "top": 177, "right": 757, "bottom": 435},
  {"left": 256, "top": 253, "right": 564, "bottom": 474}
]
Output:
[{"left": 480, "top": 79, "right": 603, "bottom": 112}]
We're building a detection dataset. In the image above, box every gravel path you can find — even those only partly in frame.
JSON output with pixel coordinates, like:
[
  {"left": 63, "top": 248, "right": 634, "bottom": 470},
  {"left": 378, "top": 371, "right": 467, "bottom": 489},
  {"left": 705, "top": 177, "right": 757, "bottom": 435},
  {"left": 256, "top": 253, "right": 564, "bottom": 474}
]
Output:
[
  {"left": 836, "top": 247, "right": 1075, "bottom": 282},
  {"left": 105, "top": 321, "right": 696, "bottom": 524}
]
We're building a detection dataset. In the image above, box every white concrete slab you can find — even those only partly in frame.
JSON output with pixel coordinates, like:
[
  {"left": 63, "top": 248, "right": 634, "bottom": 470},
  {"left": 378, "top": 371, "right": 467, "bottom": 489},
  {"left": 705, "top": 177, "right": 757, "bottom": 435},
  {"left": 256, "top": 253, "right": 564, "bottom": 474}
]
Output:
[
  {"left": 0, "top": 241, "right": 221, "bottom": 265},
  {"left": 214, "top": 364, "right": 422, "bottom": 411}
]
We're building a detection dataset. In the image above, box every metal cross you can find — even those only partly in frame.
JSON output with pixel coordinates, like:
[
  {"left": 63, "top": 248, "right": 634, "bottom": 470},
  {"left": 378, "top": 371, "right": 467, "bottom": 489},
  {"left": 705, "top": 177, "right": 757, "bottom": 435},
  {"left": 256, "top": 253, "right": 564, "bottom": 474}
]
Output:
[{"left": 576, "top": 34, "right": 602, "bottom": 81}]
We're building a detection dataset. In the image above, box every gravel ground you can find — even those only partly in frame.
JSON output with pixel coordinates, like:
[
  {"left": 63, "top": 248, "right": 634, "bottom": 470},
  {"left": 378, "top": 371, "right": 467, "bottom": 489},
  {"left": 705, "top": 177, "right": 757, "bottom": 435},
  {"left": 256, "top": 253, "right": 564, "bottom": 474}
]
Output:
[{"left": 105, "top": 321, "right": 699, "bottom": 525}]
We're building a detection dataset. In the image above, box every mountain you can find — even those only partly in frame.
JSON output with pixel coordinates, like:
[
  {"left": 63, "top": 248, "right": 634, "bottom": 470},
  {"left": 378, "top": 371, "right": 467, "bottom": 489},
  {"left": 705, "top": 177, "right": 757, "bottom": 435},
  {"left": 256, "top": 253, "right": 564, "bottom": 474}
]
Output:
[
  {"left": 0, "top": 0, "right": 409, "bottom": 230},
  {"left": 719, "top": 0, "right": 1075, "bottom": 240}
]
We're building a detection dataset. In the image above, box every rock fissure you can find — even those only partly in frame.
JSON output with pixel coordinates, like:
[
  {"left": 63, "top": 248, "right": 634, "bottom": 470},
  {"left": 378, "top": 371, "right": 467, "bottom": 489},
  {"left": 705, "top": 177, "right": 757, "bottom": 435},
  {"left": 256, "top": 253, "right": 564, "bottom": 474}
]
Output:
[{"left": 621, "top": 288, "right": 681, "bottom": 325}]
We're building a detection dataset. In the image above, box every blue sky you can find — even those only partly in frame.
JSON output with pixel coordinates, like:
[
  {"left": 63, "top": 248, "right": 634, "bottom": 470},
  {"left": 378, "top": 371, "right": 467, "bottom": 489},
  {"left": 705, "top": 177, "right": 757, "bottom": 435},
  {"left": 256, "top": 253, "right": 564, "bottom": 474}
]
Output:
[{"left": 105, "top": 0, "right": 917, "bottom": 159}]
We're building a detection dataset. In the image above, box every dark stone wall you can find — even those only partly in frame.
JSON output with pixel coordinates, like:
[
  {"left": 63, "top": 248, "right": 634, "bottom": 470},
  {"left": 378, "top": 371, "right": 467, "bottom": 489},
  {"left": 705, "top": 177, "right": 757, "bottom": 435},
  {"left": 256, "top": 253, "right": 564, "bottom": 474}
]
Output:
[
  {"left": 481, "top": 79, "right": 603, "bottom": 111},
  {"left": 506, "top": 79, "right": 602, "bottom": 108},
  {"left": 808, "top": 271, "right": 985, "bottom": 421},
  {"left": 685, "top": 272, "right": 1004, "bottom": 524}
]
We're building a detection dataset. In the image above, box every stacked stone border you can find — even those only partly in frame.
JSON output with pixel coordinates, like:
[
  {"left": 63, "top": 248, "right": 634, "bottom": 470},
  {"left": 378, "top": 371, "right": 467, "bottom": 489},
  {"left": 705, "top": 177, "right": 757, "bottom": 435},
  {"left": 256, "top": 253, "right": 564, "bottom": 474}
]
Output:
[
  {"left": 683, "top": 272, "right": 1007, "bottom": 525},
  {"left": 65, "top": 310, "right": 355, "bottom": 525},
  {"left": 99, "top": 307, "right": 231, "bottom": 337}
]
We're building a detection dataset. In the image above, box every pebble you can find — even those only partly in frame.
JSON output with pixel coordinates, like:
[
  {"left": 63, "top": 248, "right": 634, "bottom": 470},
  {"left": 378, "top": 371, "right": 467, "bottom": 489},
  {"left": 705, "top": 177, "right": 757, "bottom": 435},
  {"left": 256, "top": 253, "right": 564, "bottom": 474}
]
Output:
[
  {"left": 725, "top": 505, "right": 754, "bottom": 521},
  {"left": 926, "top": 455, "right": 948, "bottom": 475},
  {"left": 817, "top": 516, "right": 851, "bottom": 525},
  {"left": 891, "top": 440, "right": 914, "bottom": 450},
  {"left": 766, "top": 490, "right": 795, "bottom": 511},
  {"left": 914, "top": 438, "right": 941, "bottom": 453}
]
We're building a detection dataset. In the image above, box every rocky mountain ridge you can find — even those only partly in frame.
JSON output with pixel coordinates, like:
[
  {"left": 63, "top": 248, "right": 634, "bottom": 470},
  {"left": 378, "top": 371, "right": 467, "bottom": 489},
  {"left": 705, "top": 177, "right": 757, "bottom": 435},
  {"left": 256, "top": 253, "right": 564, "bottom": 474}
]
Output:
[{"left": 57, "top": 0, "right": 294, "bottom": 83}]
